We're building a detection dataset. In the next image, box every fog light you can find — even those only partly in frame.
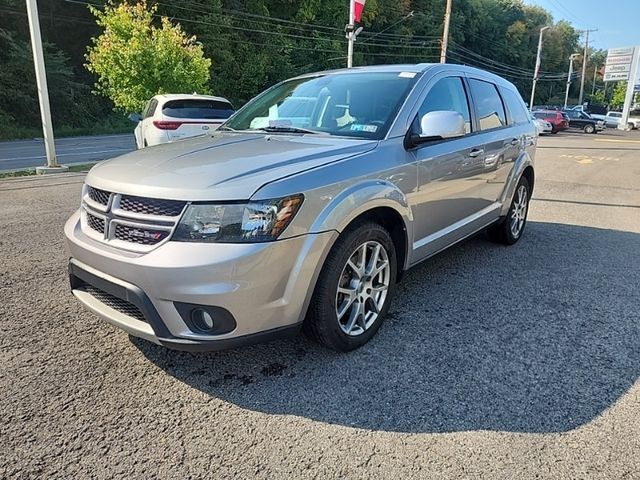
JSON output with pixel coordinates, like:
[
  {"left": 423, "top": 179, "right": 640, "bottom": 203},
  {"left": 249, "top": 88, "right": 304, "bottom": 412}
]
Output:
[
  {"left": 191, "top": 308, "right": 215, "bottom": 331},
  {"left": 174, "top": 302, "right": 237, "bottom": 335}
]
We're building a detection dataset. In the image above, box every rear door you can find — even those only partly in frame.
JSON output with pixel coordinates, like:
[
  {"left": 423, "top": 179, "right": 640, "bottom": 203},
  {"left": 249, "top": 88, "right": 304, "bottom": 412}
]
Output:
[{"left": 160, "top": 99, "right": 235, "bottom": 141}]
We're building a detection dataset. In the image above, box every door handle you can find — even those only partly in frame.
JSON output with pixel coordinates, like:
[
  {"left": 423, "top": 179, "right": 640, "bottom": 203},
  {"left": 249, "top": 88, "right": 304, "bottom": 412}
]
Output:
[
  {"left": 469, "top": 148, "right": 484, "bottom": 158},
  {"left": 509, "top": 138, "right": 520, "bottom": 146}
]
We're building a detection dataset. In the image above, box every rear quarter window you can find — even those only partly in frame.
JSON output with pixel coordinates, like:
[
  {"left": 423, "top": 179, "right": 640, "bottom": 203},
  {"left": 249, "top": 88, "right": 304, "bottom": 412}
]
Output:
[
  {"left": 468, "top": 79, "right": 507, "bottom": 131},
  {"left": 500, "top": 87, "right": 530, "bottom": 125},
  {"left": 162, "top": 99, "right": 235, "bottom": 119}
]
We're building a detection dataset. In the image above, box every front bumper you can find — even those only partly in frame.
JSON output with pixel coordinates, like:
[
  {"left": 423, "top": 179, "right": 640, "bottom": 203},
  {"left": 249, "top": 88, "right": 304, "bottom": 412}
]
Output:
[{"left": 64, "top": 210, "right": 337, "bottom": 351}]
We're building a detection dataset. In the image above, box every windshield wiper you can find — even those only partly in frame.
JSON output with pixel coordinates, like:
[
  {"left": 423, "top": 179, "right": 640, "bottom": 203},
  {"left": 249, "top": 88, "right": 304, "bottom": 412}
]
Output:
[{"left": 256, "top": 126, "right": 321, "bottom": 135}]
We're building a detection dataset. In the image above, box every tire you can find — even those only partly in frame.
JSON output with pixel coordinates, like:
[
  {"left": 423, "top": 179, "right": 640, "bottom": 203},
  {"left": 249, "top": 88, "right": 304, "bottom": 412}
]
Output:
[
  {"left": 304, "top": 220, "right": 397, "bottom": 352},
  {"left": 488, "top": 176, "right": 531, "bottom": 245},
  {"left": 583, "top": 124, "right": 595, "bottom": 134},
  {"left": 551, "top": 130, "right": 558, "bottom": 134},
  {"left": 628, "top": 123, "right": 635, "bottom": 131}
]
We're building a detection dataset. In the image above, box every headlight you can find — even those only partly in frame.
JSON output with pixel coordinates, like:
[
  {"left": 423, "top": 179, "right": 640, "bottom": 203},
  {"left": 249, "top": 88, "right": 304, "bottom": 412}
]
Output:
[{"left": 172, "top": 194, "right": 303, "bottom": 243}]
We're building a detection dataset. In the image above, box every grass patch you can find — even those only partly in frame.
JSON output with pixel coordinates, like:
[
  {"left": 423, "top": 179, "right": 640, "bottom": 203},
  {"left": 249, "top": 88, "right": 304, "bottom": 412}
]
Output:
[
  {"left": 0, "top": 116, "right": 132, "bottom": 142},
  {"left": 0, "top": 169, "right": 36, "bottom": 179},
  {"left": 0, "top": 163, "right": 96, "bottom": 179}
]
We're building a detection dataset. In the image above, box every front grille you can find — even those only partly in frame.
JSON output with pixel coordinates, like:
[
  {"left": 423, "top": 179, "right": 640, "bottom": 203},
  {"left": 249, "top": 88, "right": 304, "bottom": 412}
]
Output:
[
  {"left": 82, "top": 185, "right": 180, "bottom": 251},
  {"left": 86, "top": 213, "right": 105, "bottom": 234},
  {"left": 83, "top": 286, "right": 147, "bottom": 323},
  {"left": 87, "top": 186, "right": 110, "bottom": 206},
  {"left": 119, "top": 195, "right": 186, "bottom": 217},
  {"left": 114, "top": 224, "right": 170, "bottom": 245}
]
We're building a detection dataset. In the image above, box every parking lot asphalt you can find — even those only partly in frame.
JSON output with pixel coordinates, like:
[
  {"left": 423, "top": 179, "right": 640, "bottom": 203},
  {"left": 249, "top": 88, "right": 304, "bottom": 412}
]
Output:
[
  {"left": 0, "top": 134, "right": 136, "bottom": 171},
  {"left": 1, "top": 130, "right": 639, "bottom": 479}
]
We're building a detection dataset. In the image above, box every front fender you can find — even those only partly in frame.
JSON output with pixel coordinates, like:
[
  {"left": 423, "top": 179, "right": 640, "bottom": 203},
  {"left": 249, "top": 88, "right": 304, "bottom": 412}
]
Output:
[{"left": 309, "top": 179, "right": 414, "bottom": 241}]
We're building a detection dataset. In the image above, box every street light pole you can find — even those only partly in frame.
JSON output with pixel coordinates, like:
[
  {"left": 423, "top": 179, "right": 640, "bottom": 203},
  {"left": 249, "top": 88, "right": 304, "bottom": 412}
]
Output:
[
  {"left": 25, "top": 0, "right": 59, "bottom": 170},
  {"left": 529, "top": 26, "right": 551, "bottom": 111},
  {"left": 564, "top": 53, "right": 580, "bottom": 109},
  {"left": 440, "top": 0, "right": 453, "bottom": 63}
]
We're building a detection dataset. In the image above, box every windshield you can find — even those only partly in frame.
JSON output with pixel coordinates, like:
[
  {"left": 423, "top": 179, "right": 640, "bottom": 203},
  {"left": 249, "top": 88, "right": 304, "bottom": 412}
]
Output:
[{"left": 224, "top": 72, "right": 418, "bottom": 139}]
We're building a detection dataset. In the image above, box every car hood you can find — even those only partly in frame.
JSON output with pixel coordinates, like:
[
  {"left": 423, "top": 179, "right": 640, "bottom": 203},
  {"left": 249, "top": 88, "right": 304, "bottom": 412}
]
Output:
[{"left": 86, "top": 133, "right": 378, "bottom": 200}]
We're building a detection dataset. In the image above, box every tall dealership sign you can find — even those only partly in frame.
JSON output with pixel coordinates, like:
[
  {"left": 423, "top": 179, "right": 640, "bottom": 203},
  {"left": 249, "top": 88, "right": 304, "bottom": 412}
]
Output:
[{"left": 604, "top": 46, "right": 640, "bottom": 129}]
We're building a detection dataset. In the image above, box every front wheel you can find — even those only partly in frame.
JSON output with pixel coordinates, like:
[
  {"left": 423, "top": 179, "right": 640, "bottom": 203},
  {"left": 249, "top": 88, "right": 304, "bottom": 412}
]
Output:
[
  {"left": 584, "top": 124, "right": 595, "bottom": 134},
  {"left": 488, "top": 176, "right": 531, "bottom": 245},
  {"left": 304, "top": 221, "right": 397, "bottom": 352}
]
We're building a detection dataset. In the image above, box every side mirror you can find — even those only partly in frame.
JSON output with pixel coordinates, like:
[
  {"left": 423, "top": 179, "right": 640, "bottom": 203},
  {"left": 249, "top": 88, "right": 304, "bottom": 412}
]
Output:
[
  {"left": 408, "top": 111, "right": 466, "bottom": 147},
  {"left": 420, "top": 110, "right": 466, "bottom": 140},
  {"left": 128, "top": 112, "right": 142, "bottom": 123}
]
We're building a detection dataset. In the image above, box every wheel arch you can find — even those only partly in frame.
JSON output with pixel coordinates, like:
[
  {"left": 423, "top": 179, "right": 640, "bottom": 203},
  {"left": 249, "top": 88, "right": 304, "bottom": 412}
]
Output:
[
  {"left": 309, "top": 180, "right": 413, "bottom": 277},
  {"left": 500, "top": 153, "right": 535, "bottom": 217}
]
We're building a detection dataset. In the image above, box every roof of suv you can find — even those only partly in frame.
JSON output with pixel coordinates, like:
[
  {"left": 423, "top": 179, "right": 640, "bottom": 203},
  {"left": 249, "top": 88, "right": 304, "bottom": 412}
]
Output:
[
  {"left": 154, "top": 93, "right": 231, "bottom": 103},
  {"left": 294, "top": 63, "right": 516, "bottom": 89}
]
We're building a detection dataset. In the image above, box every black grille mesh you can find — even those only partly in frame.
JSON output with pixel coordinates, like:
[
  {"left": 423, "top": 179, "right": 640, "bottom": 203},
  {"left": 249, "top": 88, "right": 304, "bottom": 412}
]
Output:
[
  {"left": 83, "top": 286, "right": 147, "bottom": 323},
  {"left": 119, "top": 195, "right": 185, "bottom": 217},
  {"left": 114, "top": 224, "right": 169, "bottom": 245},
  {"left": 86, "top": 213, "right": 105, "bottom": 234},
  {"left": 87, "top": 186, "right": 110, "bottom": 205}
]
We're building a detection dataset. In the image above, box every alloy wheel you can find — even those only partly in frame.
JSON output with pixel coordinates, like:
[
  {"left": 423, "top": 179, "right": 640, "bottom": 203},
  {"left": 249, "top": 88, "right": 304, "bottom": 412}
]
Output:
[
  {"left": 335, "top": 241, "right": 391, "bottom": 336},
  {"left": 510, "top": 184, "right": 528, "bottom": 238}
]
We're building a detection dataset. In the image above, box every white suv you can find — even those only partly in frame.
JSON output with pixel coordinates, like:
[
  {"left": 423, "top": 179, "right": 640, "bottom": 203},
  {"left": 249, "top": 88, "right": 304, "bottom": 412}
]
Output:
[{"left": 131, "top": 94, "right": 234, "bottom": 149}]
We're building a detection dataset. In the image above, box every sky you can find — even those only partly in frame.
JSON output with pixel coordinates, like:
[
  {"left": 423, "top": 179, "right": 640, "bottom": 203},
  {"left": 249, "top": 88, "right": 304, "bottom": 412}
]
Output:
[{"left": 523, "top": 0, "right": 640, "bottom": 51}]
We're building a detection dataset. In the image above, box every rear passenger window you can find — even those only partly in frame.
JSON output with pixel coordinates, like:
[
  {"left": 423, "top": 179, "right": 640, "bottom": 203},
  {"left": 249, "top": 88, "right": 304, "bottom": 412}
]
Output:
[
  {"left": 501, "top": 88, "right": 530, "bottom": 125},
  {"left": 469, "top": 79, "right": 507, "bottom": 130},
  {"left": 162, "top": 100, "right": 235, "bottom": 119},
  {"left": 418, "top": 77, "right": 472, "bottom": 134}
]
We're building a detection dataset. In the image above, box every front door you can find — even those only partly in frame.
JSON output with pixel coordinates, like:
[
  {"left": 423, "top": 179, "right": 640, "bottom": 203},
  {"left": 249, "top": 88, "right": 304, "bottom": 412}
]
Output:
[{"left": 409, "top": 76, "right": 489, "bottom": 261}]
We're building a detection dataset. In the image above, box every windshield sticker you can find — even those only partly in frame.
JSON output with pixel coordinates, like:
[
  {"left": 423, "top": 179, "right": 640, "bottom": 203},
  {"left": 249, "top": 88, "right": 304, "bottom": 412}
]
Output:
[
  {"left": 350, "top": 124, "right": 378, "bottom": 133},
  {"left": 269, "top": 119, "right": 292, "bottom": 127},
  {"left": 398, "top": 72, "right": 417, "bottom": 78}
]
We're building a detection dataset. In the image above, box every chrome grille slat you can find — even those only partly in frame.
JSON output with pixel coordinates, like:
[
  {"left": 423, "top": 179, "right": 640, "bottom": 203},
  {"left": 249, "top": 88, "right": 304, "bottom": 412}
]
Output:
[
  {"left": 81, "top": 185, "right": 183, "bottom": 251},
  {"left": 83, "top": 286, "right": 147, "bottom": 323}
]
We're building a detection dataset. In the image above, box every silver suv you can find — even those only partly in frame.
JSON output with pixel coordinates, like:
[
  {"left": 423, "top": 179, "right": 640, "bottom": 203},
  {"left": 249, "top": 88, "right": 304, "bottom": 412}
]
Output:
[{"left": 65, "top": 64, "right": 536, "bottom": 352}]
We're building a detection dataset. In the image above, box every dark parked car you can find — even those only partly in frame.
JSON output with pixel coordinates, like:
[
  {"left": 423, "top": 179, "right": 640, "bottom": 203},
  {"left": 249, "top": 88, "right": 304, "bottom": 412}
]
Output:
[
  {"left": 533, "top": 110, "right": 568, "bottom": 134},
  {"left": 562, "top": 109, "right": 605, "bottom": 134}
]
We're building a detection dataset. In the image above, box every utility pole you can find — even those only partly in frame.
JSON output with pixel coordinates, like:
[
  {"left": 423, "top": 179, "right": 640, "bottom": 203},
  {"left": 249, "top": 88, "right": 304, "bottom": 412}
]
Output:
[
  {"left": 440, "top": 0, "right": 453, "bottom": 63},
  {"left": 578, "top": 29, "right": 597, "bottom": 106},
  {"left": 26, "top": 0, "right": 63, "bottom": 172},
  {"left": 564, "top": 53, "right": 580, "bottom": 109},
  {"left": 346, "top": 0, "right": 355, "bottom": 68},
  {"left": 530, "top": 26, "right": 551, "bottom": 110}
]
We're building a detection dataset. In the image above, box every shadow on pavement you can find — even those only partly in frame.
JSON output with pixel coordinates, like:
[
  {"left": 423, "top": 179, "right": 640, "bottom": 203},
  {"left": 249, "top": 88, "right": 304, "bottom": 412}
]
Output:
[{"left": 134, "top": 221, "right": 640, "bottom": 434}]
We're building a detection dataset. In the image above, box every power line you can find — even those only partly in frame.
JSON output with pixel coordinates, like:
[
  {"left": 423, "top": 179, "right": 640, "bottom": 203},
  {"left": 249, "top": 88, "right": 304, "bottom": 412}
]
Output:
[{"left": 449, "top": 42, "right": 567, "bottom": 78}]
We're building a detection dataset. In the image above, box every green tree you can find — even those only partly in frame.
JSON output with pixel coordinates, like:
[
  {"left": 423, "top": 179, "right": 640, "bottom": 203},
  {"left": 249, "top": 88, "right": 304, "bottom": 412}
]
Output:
[
  {"left": 611, "top": 82, "right": 627, "bottom": 107},
  {"left": 86, "top": 0, "right": 212, "bottom": 113}
]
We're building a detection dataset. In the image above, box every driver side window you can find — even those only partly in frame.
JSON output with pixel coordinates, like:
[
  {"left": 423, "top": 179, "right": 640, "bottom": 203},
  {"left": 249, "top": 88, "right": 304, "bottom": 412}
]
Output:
[{"left": 418, "top": 77, "right": 472, "bottom": 134}]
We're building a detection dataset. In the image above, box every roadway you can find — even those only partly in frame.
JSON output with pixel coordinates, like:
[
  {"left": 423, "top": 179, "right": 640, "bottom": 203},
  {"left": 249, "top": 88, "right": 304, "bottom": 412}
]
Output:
[
  {"left": 1, "top": 130, "right": 639, "bottom": 478},
  {"left": 0, "top": 134, "right": 136, "bottom": 171}
]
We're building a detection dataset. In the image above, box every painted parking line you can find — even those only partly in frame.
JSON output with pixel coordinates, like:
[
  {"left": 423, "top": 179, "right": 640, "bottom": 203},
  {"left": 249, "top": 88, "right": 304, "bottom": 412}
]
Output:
[{"left": 594, "top": 138, "right": 640, "bottom": 144}]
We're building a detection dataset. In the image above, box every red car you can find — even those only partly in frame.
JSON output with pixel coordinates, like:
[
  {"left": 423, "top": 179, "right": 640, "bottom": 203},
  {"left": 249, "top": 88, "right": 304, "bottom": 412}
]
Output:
[{"left": 533, "top": 110, "right": 569, "bottom": 133}]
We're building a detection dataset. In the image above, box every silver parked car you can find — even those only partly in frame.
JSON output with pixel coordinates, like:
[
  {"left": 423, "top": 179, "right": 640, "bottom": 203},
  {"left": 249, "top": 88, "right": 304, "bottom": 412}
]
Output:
[{"left": 65, "top": 64, "right": 537, "bottom": 352}]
